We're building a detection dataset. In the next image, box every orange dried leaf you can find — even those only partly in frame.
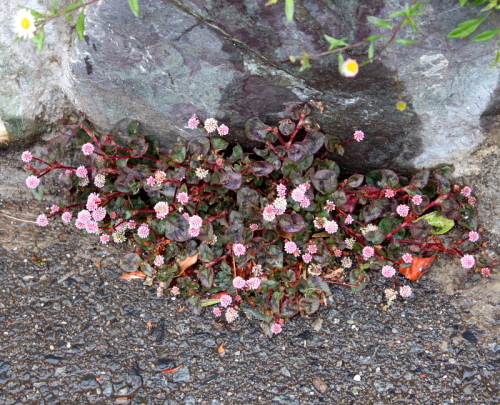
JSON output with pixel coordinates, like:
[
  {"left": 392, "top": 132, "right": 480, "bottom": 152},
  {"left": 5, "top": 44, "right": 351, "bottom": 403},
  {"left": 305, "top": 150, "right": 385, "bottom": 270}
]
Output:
[
  {"left": 177, "top": 253, "right": 199, "bottom": 272},
  {"left": 161, "top": 364, "right": 183, "bottom": 374},
  {"left": 218, "top": 343, "right": 225, "bottom": 354},
  {"left": 277, "top": 229, "right": 293, "bottom": 240},
  {"left": 399, "top": 255, "right": 437, "bottom": 281},
  {"left": 120, "top": 271, "right": 147, "bottom": 279}
]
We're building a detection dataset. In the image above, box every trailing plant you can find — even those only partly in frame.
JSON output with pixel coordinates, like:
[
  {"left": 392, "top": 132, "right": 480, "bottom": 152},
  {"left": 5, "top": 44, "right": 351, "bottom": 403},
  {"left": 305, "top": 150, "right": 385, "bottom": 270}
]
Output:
[{"left": 17, "top": 104, "right": 494, "bottom": 336}]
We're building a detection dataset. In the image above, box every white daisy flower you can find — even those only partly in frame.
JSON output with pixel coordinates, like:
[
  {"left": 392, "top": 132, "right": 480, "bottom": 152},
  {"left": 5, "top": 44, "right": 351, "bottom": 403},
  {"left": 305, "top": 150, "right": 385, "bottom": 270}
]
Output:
[{"left": 13, "top": 9, "right": 36, "bottom": 40}]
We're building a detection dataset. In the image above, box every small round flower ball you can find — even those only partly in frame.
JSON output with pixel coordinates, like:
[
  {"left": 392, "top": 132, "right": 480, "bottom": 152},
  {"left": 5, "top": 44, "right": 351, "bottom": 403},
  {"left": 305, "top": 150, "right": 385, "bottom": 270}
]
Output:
[
  {"left": 233, "top": 243, "right": 246, "bottom": 257},
  {"left": 204, "top": 118, "right": 218, "bottom": 133},
  {"left": 213, "top": 307, "right": 222, "bottom": 317},
  {"left": 154, "top": 255, "right": 165, "bottom": 267},
  {"left": 345, "top": 215, "right": 354, "bottom": 225},
  {"left": 284, "top": 241, "right": 298, "bottom": 254},
  {"left": 81, "top": 143, "right": 95, "bottom": 156},
  {"left": 353, "top": 130, "right": 364, "bottom": 142},
  {"left": 189, "top": 227, "right": 200, "bottom": 237},
  {"left": 460, "top": 254, "right": 475, "bottom": 269},
  {"left": 399, "top": 285, "right": 412, "bottom": 298},
  {"left": 246, "top": 277, "right": 261, "bottom": 290},
  {"left": 402, "top": 253, "right": 413, "bottom": 263},
  {"left": 481, "top": 268, "right": 491, "bottom": 277},
  {"left": 225, "top": 307, "right": 239, "bottom": 323},
  {"left": 75, "top": 166, "right": 88, "bottom": 178},
  {"left": 217, "top": 124, "right": 229, "bottom": 136},
  {"left": 396, "top": 204, "right": 410, "bottom": 217},
  {"left": 302, "top": 253, "right": 312, "bottom": 263},
  {"left": 36, "top": 214, "right": 48, "bottom": 227},
  {"left": 176, "top": 192, "right": 189, "bottom": 205},
  {"left": 324, "top": 220, "right": 339, "bottom": 234},
  {"left": 468, "top": 231, "right": 480, "bottom": 242},
  {"left": 271, "top": 323, "right": 283, "bottom": 334},
  {"left": 232, "top": 276, "right": 246, "bottom": 289},
  {"left": 25, "top": 175, "right": 40, "bottom": 189},
  {"left": 362, "top": 246, "right": 375, "bottom": 258},
  {"left": 171, "top": 286, "right": 180, "bottom": 296},
  {"left": 461, "top": 186, "right": 472, "bottom": 197},
  {"left": 220, "top": 294, "right": 232, "bottom": 308},
  {"left": 137, "top": 224, "right": 150, "bottom": 238},
  {"left": 187, "top": 115, "right": 200, "bottom": 129},
  {"left": 188, "top": 215, "right": 202, "bottom": 228},
  {"left": 21, "top": 151, "right": 33, "bottom": 163},
  {"left": 263, "top": 205, "right": 277, "bottom": 221},
  {"left": 61, "top": 212, "right": 72, "bottom": 223},
  {"left": 381, "top": 265, "right": 396, "bottom": 278},
  {"left": 384, "top": 188, "right": 395, "bottom": 198},
  {"left": 100, "top": 234, "right": 110, "bottom": 244},
  {"left": 308, "top": 244, "right": 318, "bottom": 254},
  {"left": 412, "top": 195, "right": 423, "bottom": 205}
]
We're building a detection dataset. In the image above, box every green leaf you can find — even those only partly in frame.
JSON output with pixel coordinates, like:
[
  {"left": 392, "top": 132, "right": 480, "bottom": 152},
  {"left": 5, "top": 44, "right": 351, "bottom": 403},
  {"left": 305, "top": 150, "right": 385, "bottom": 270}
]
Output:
[
  {"left": 129, "top": 0, "right": 140, "bottom": 17},
  {"left": 312, "top": 169, "right": 338, "bottom": 194},
  {"left": 198, "top": 244, "right": 213, "bottom": 263},
  {"left": 121, "top": 253, "right": 142, "bottom": 272},
  {"left": 279, "top": 213, "right": 307, "bottom": 233},
  {"left": 212, "top": 137, "right": 228, "bottom": 151},
  {"left": 13, "top": 36, "right": 23, "bottom": 44},
  {"left": 30, "top": 184, "right": 44, "bottom": 202},
  {"left": 265, "top": 0, "right": 279, "bottom": 5},
  {"left": 366, "top": 35, "right": 385, "bottom": 41},
  {"left": 413, "top": 211, "right": 454, "bottom": 235},
  {"left": 325, "top": 134, "right": 341, "bottom": 151},
  {"left": 285, "top": 0, "right": 294, "bottom": 22},
  {"left": 389, "top": 11, "right": 406, "bottom": 18},
  {"left": 367, "top": 16, "right": 394, "bottom": 29},
  {"left": 471, "top": 27, "right": 500, "bottom": 41},
  {"left": 76, "top": 10, "right": 85, "bottom": 41},
  {"left": 337, "top": 52, "right": 344, "bottom": 75},
  {"left": 349, "top": 268, "right": 369, "bottom": 292},
  {"left": 197, "top": 266, "right": 214, "bottom": 288},
  {"left": 395, "top": 39, "right": 420, "bottom": 44},
  {"left": 65, "top": 0, "right": 84, "bottom": 13},
  {"left": 52, "top": 0, "right": 58, "bottom": 12},
  {"left": 447, "top": 15, "right": 489, "bottom": 38},
  {"left": 307, "top": 276, "right": 331, "bottom": 296},
  {"left": 299, "top": 296, "right": 320, "bottom": 315},
  {"left": 324, "top": 35, "right": 349, "bottom": 51},
  {"left": 368, "top": 41, "right": 375, "bottom": 61}
]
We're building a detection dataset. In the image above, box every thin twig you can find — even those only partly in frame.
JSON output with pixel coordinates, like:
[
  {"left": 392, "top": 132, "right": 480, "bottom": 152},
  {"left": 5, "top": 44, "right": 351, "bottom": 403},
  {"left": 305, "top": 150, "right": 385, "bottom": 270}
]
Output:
[{"left": 0, "top": 212, "right": 37, "bottom": 224}]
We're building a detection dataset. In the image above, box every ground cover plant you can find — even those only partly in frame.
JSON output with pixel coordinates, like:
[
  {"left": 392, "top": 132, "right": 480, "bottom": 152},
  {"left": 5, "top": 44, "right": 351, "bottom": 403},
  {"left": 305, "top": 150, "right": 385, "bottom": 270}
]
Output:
[{"left": 15, "top": 104, "right": 494, "bottom": 336}]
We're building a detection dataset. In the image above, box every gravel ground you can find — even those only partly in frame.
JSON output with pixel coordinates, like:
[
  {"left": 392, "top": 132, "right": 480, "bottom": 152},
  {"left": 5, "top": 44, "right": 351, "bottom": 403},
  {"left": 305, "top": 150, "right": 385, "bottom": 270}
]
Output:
[{"left": 0, "top": 196, "right": 499, "bottom": 405}]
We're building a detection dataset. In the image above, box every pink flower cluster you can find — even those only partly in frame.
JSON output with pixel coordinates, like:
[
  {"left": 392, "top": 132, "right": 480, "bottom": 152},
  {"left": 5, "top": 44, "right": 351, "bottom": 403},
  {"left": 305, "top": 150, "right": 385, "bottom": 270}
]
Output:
[
  {"left": 21, "top": 151, "right": 33, "bottom": 163},
  {"left": 324, "top": 220, "right": 338, "bottom": 234},
  {"left": 460, "top": 186, "right": 472, "bottom": 197},
  {"left": 225, "top": 307, "right": 239, "bottom": 323},
  {"left": 36, "top": 214, "right": 48, "bottom": 227},
  {"left": 402, "top": 253, "right": 413, "bottom": 264},
  {"left": 412, "top": 195, "right": 423, "bottom": 205},
  {"left": 188, "top": 214, "right": 202, "bottom": 237},
  {"left": 86, "top": 192, "right": 101, "bottom": 211},
  {"left": 396, "top": 204, "right": 410, "bottom": 217},
  {"left": 176, "top": 192, "right": 189, "bottom": 205},
  {"left": 362, "top": 246, "right": 375, "bottom": 258},
  {"left": 291, "top": 183, "right": 310, "bottom": 207},
  {"left": 468, "top": 231, "right": 479, "bottom": 242},
  {"left": 26, "top": 175, "right": 40, "bottom": 189},
  {"left": 82, "top": 143, "right": 95, "bottom": 156},
  {"left": 137, "top": 223, "right": 150, "bottom": 238},
  {"left": 384, "top": 189, "right": 395, "bottom": 198},
  {"left": 75, "top": 166, "right": 88, "bottom": 178},
  {"left": 460, "top": 254, "right": 475, "bottom": 269},
  {"left": 353, "top": 130, "right": 364, "bottom": 142},
  {"left": 399, "top": 285, "right": 412, "bottom": 298},
  {"left": 284, "top": 241, "right": 298, "bottom": 255},
  {"left": 154, "top": 201, "right": 169, "bottom": 219},
  {"left": 381, "top": 265, "right": 396, "bottom": 278},
  {"left": 271, "top": 323, "right": 283, "bottom": 334},
  {"left": 188, "top": 115, "right": 200, "bottom": 129},
  {"left": 233, "top": 243, "right": 246, "bottom": 257}
]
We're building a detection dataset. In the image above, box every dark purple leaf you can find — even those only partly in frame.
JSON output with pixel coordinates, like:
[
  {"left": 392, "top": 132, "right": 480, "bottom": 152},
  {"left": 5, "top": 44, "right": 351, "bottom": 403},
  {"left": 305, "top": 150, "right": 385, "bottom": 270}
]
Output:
[
  {"left": 307, "top": 275, "right": 331, "bottom": 296},
  {"left": 121, "top": 253, "right": 142, "bottom": 272},
  {"left": 164, "top": 212, "right": 190, "bottom": 242},
  {"left": 435, "top": 173, "right": 451, "bottom": 194},
  {"left": 279, "top": 213, "right": 307, "bottom": 233},
  {"left": 220, "top": 167, "right": 242, "bottom": 190},
  {"left": 346, "top": 174, "right": 364, "bottom": 188},
  {"left": 299, "top": 296, "right": 320, "bottom": 315},
  {"left": 129, "top": 137, "right": 149, "bottom": 156},
  {"left": 301, "top": 131, "right": 325, "bottom": 155},
  {"left": 332, "top": 190, "right": 347, "bottom": 208},
  {"left": 411, "top": 169, "right": 430, "bottom": 188},
  {"left": 237, "top": 187, "right": 260, "bottom": 215},
  {"left": 278, "top": 119, "right": 296, "bottom": 136},
  {"left": 281, "top": 300, "right": 299, "bottom": 318},
  {"left": 225, "top": 224, "right": 244, "bottom": 243},
  {"left": 250, "top": 161, "right": 274, "bottom": 176},
  {"left": 378, "top": 169, "right": 400, "bottom": 189},
  {"left": 197, "top": 266, "right": 214, "bottom": 288},
  {"left": 285, "top": 103, "right": 311, "bottom": 120},
  {"left": 188, "top": 136, "right": 210, "bottom": 156},
  {"left": 287, "top": 144, "right": 304, "bottom": 162},
  {"left": 312, "top": 169, "right": 338, "bottom": 194},
  {"left": 245, "top": 117, "right": 272, "bottom": 142},
  {"left": 362, "top": 201, "right": 384, "bottom": 223}
]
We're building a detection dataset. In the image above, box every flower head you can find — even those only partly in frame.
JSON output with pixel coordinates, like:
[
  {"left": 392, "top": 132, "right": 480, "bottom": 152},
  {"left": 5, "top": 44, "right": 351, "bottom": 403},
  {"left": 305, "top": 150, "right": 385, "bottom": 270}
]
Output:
[
  {"left": 342, "top": 59, "right": 359, "bottom": 77},
  {"left": 300, "top": 197, "right": 310, "bottom": 208},
  {"left": 154, "top": 255, "right": 165, "bottom": 267},
  {"left": 384, "top": 189, "right": 395, "bottom": 198},
  {"left": 61, "top": 212, "right": 72, "bottom": 223},
  {"left": 204, "top": 118, "right": 218, "bottom": 133},
  {"left": 341, "top": 256, "right": 352, "bottom": 268},
  {"left": 277, "top": 184, "right": 287, "bottom": 198},
  {"left": 154, "top": 201, "right": 169, "bottom": 219},
  {"left": 36, "top": 214, "right": 48, "bottom": 227},
  {"left": 171, "top": 286, "right": 180, "bottom": 296},
  {"left": 461, "top": 186, "right": 472, "bottom": 197},
  {"left": 246, "top": 277, "right": 261, "bottom": 290},
  {"left": 291, "top": 187, "right": 306, "bottom": 203},
  {"left": 25, "top": 175, "right": 40, "bottom": 189},
  {"left": 308, "top": 245, "right": 317, "bottom": 254},
  {"left": 314, "top": 217, "right": 327, "bottom": 229},
  {"left": 217, "top": 124, "right": 229, "bottom": 136},
  {"left": 220, "top": 294, "right": 232, "bottom": 308},
  {"left": 308, "top": 263, "right": 322, "bottom": 276},
  {"left": 188, "top": 215, "right": 202, "bottom": 229},
  {"left": 381, "top": 265, "right": 396, "bottom": 278},
  {"left": 176, "top": 192, "right": 189, "bottom": 205},
  {"left": 481, "top": 267, "right": 491, "bottom": 277},
  {"left": 284, "top": 241, "right": 298, "bottom": 254},
  {"left": 385, "top": 288, "right": 397, "bottom": 301},
  {"left": 188, "top": 115, "right": 200, "bottom": 129},
  {"left": 94, "top": 174, "right": 106, "bottom": 188},
  {"left": 137, "top": 224, "right": 150, "bottom": 238},
  {"left": 252, "top": 264, "right": 263, "bottom": 276},
  {"left": 50, "top": 205, "right": 60, "bottom": 213},
  {"left": 195, "top": 168, "right": 209, "bottom": 179},
  {"left": 77, "top": 210, "right": 92, "bottom": 224},
  {"left": 399, "top": 285, "right": 412, "bottom": 298},
  {"left": 75, "top": 166, "right": 88, "bottom": 178},
  {"left": 249, "top": 223, "right": 259, "bottom": 231},
  {"left": 468, "top": 231, "right": 480, "bottom": 242},
  {"left": 324, "top": 220, "right": 339, "bottom": 234},
  {"left": 402, "top": 253, "right": 413, "bottom": 264},
  {"left": 13, "top": 9, "right": 36, "bottom": 39},
  {"left": 189, "top": 227, "right": 200, "bottom": 237},
  {"left": 86, "top": 192, "right": 101, "bottom": 211},
  {"left": 412, "top": 195, "right": 423, "bottom": 205},
  {"left": 345, "top": 215, "right": 354, "bottom": 225},
  {"left": 271, "top": 323, "right": 283, "bottom": 334},
  {"left": 324, "top": 200, "right": 336, "bottom": 212},
  {"left": 213, "top": 307, "right": 222, "bottom": 317},
  {"left": 233, "top": 243, "right": 246, "bottom": 257},
  {"left": 82, "top": 143, "right": 95, "bottom": 156},
  {"left": 362, "top": 246, "right": 375, "bottom": 258},
  {"left": 100, "top": 234, "right": 110, "bottom": 244},
  {"left": 396, "top": 204, "right": 410, "bottom": 217},
  {"left": 460, "top": 254, "right": 475, "bottom": 269},
  {"left": 273, "top": 197, "right": 287, "bottom": 211},
  {"left": 225, "top": 307, "right": 239, "bottom": 323},
  {"left": 92, "top": 207, "right": 107, "bottom": 222},
  {"left": 263, "top": 205, "right": 277, "bottom": 222},
  {"left": 21, "top": 151, "right": 33, "bottom": 163},
  {"left": 154, "top": 171, "right": 166, "bottom": 183},
  {"left": 302, "top": 253, "right": 312, "bottom": 263},
  {"left": 345, "top": 238, "right": 356, "bottom": 250},
  {"left": 84, "top": 221, "right": 99, "bottom": 234},
  {"left": 334, "top": 249, "right": 342, "bottom": 257},
  {"left": 353, "top": 130, "right": 364, "bottom": 142}
]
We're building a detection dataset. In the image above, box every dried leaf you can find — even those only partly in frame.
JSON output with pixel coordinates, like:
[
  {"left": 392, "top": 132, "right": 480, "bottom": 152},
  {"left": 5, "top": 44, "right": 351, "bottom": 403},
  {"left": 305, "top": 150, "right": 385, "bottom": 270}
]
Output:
[
  {"left": 120, "top": 270, "right": 147, "bottom": 279},
  {"left": 312, "top": 377, "right": 329, "bottom": 394},
  {"left": 399, "top": 255, "right": 437, "bottom": 281},
  {"left": 177, "top": 253, "right": 199, "bottom": 272},
  {"left": 218, "top": 343, "right": 225, "bottom": 354},
  {"left": 277, "top": 228, "right": 293, "bottom": 240},
  {"left": 161, "top": 364, "right": 183, "bottom": 373}
]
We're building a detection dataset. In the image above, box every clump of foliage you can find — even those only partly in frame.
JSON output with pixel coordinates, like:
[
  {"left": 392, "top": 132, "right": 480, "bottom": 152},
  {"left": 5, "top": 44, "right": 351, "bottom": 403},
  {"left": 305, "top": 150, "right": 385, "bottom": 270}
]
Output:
[{"left": 20, "top": 104, "right": 493, "bottom": 335}]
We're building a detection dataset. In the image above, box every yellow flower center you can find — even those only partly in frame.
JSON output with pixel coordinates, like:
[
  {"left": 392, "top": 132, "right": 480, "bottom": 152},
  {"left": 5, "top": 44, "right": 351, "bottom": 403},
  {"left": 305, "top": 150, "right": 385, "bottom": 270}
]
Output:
[
  {"left": 21, "top": 17, "right": 31, "bottom": 30},
  {"left": 346, "top": 60, "right": 358, "bottom": 74}
]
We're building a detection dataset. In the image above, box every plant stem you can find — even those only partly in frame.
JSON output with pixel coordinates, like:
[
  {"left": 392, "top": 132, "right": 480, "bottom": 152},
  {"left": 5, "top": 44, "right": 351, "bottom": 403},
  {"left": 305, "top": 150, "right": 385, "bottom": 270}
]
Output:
[
  {"left": 0, "top": 212, "right": 37, "bottom": 224},
  {"left": 36, "top": 0, "right": 101, "bottom": 27}
]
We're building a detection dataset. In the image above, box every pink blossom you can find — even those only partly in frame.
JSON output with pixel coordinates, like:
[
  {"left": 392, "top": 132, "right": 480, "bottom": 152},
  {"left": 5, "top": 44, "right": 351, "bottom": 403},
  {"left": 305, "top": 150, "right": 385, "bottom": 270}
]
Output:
[
  {"left": 189, "top": 227, "right": 201, "bottom": 237},
  {"left": 300, "top": 197, "right": 310, "bottom": 208},
  {"left": 171, "top": 286, "right": 180, "bottom": 296},
  {"left": 50, "top": 205, "right": 60, "bottom": 213},
  {"left": 399, "top": 285, "right": 412, "bottom": 298},
  {"left": 36, "top": 214, "right": 48, "bottom": 227},
  {"left": 263, "top": 205, "right": 277, "bottom": 222},
  {"left": 86, "top": 192, "right": 101, "bottom": 211},
  {"left": 100, "top": 234, "right": 110, "bottom": 244},
  {"left": 138, "top": 224, "right": 150, "bottom": 238},
  {"left": 345, "top": 215, "right": 354, "bottom": 225},
  {"left": 298, "top": 182, "right": 310, "bottom": 191},
  {"left": 324, "top": 200, "right": 335, "bottom": 212},
  {"left": 324, "top": 220, "right": 339, "bottom": 234},
  {"left": 271, "top": 323, "right": 283, "bottom": 334},
  {"left": 25, "top": 175, "right": 40, "bottom": 189},
  {"left": 225, "top": 307, "right": 239, "bottom": 323},
  {"left": 381, "top": 265, "right": 396, "bottom": 278},
  {"left": 75, "top": 220, "right": 86, "bottom": 230},
  {"left": 215, "top": 157, "right": 224, "bottom": 166},
  {"left": 468, "top": 231, "right": 480, "bottom": 242},
  {"left": 77, "top": 210, "right": 92, "bottom": 224},
  {"left": 481, "top": 268, "right": 491, "bottom": 277},
  {"left": 146, "top": 176, "right": 156, "bottom": 186},
  {"left": 233, "top": 276, "right": 247, "bottom": 288},
  {"left": 302, "top": 253, "right": 312, "bottom": 263},
  {"left": 110, "top": 212, "right": 118, "bottom": 219},
  {"left": 402, "top": 253, "right": 413, "bottom": 264},
  {"left": 204, "top": 118, "right": 218, "bottom": 133},
  {"left": 94, "top": 174, "right": 106, "bottom": 188},
  {"left": 81, "top": 143, "right": 95, "bottom": 155},
  {"left": 461, "top": 186, "right": 472, "bottom": 197},
  {"left": 353, "top": 130, "right": 365, "bottom": 142},
  {"left": 233, "top": 243, "right": 246, "bottom": 257},
  {"left": 188, "top": 115, "right": 200, "bottom": 129},
  {"left": 217, "top": 124, "right": 229, "bottom": 136},
  {"left": 188, "top": 215, "right": 202, "bottom": 229},
  {"left": 127, "top": 220, "right": 137, "bottom": 230},
  {"left": 154, "top": 255, "right": 165, "bottom": 266},
  {"left": 249, "top": 223, "right": 259, "bottom": 231},
  {"left": 308, "top": 245, "right": 317, "bottom": 254},
  {"left": 384, "top": 189, "right": 395, "bottom": 198},
  {"left": 154, "top": 201, "right": 169, "bottom": 219},
  {"left": 460, "top": 254, "right": 475, "bottom": 269},
  {"left": 92, "top": 207, "right": 106, "bottom": 222},
  {"left": 79, "top": 176, "right": 89, "bottom": 187},
  {"left": 176, "top": 192, "right": 189, "bottom": 205},
  {"left": 467, "top": 196, "right": 476, "bottom": 206},
  {"left": 396, "top": 204, "right": 410, "bottom": 217},
  {"left": 334, "top": 249, "right": 342, "bottom": 257},
  {"left": 284, "top": 241, "right": 298, "bottom": 254},
  {"left": 291, "top": 187, "right": 306, "bottom": 203},
  {"left": 21, "top": 151, "right": 33, "bottom": 162},
  {"left": 115, "top": 222, "right": 128, "bottom": 233},
  {"left": 97, "top": 156, "right": 105, "bottom": 162},
  {"left": 213, "top": 307, "right": 222, "bottom": 317},
  {"left": 61, "top": 212, "right": 72, "bottom": 223},
  {"left": 85, "top": 221, "right": 99, "bottom": 234},
  {"left": 412, "top": 195, "right": 423, "bottom": 205},
  {"left": 220, "top": 294, "right": 232, "bottom": 308},
  {"left": 277, "top": 184, "right": 287, "bottom": 198},
  {"left": 246, "top": 277, "right": 261, "bottom": 290},
  {"left": 75, "top": 166, "right": 88, "bottom": 178},
  {"left": 362, "top": 246, "right": 375, "bottom": 258}
]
